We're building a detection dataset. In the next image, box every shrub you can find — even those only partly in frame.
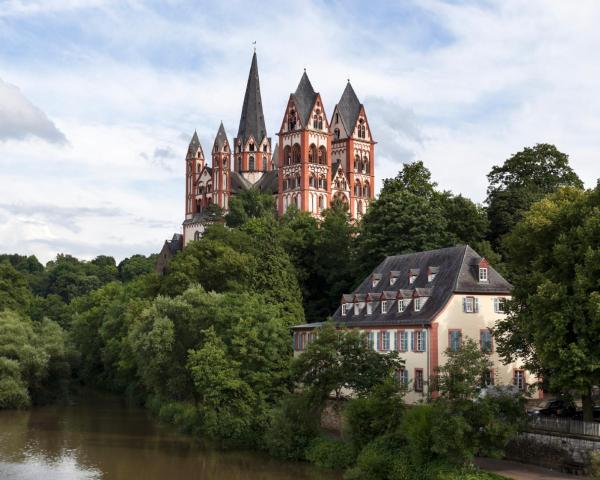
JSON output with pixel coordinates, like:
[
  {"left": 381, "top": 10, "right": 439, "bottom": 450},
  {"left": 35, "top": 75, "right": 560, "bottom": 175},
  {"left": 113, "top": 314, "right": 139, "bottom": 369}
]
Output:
[
  {"left": 344, "top": 435, "right": 409, "bottom": 480},
  {"left": 0, "top": 357, "right": 30, "bottom": 409},
  {"left": 344, "top": 380, "right": 405, "bottom": 453},
  {"left": 305, "top": 436, "right": 355, "bottom": 470},
  {"left": 264, "top": 393, "right": 321, "bottom": 460},
  {"left": 400, "top": 404, "right": 436, "bottom": 467}
]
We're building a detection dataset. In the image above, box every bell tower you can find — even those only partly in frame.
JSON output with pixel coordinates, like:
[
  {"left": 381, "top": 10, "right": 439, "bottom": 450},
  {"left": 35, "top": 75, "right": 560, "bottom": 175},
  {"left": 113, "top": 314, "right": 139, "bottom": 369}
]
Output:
[
  {"left": 212, "top": 122, "right": 231, "bottom": 211},
  {"left": 185, "top": 130, "right": 204, "bottom": 219},
  {"left": 233, "top": 51, "right": 272, "bottom": 184},
  {"left": 277, "top": 71, "right": 332, "bottom": 217}
]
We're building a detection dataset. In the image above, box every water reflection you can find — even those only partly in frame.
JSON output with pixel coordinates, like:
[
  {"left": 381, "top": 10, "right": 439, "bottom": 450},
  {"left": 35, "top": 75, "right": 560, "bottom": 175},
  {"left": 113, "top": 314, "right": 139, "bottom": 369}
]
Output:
[{"left": 0, "top": 392, "right": 340, "bottom": 480}]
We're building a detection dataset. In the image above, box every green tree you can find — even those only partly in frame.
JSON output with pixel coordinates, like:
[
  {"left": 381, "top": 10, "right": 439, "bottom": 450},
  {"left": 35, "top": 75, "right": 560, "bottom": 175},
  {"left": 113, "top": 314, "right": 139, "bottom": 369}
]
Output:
[
  {"left": 495, "top": 185, "right": 600, "bottom": 420},
  {"left": 353, "top": 162, "right": 455, "bottom": 279},
  {"left": 0, "top": 261, "right": 33, "bottom": 314},
  {"left": 292, "top": 323, "right": 404, "bottom": 401},
  {"left": 225, "top": 188, "right": 276, "bottom": 227},
  {"left": 117, "top": 254, "right": 158, "bottom": 282},
  {"left": 486, "top": 143, "right": 583, "bottom": 249}
]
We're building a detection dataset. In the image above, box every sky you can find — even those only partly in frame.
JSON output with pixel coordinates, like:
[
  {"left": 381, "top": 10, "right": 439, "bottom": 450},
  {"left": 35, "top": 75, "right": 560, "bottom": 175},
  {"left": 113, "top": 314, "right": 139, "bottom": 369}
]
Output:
[{"left": 1, "top": 0, "right": 599, "bottom": 264}]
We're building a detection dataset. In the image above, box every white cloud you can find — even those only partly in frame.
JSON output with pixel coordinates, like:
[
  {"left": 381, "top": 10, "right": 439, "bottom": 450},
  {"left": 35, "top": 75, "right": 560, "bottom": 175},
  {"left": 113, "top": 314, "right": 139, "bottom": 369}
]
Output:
[
  {"left": 1, "top": 0, "right": 600, "bottom": 261},
  {"left": 0, "top": 79, "right": 67, "bottom": 144}
]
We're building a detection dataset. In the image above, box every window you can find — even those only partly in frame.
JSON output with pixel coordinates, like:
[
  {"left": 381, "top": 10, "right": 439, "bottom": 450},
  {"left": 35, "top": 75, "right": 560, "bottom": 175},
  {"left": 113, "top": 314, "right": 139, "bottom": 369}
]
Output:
[
  {"left": 480, "top": 329, "right": 493, "bottom": 353},
  {"left": 341, "top": 303, "right": 347, "bottom": 316},
  {"left": 367, "top": 331, "right": 375, "bottom": 350},
  {"left": 409, "top": 274, "right": 417, "bottom": 284},
  {"left": 494, "top": 297, "right": 506, "bottom": 313},
  {"left": 379, "top": 331, "right": 390, "bottom": 351},
  {"left": 479, "top": 267, "right": 488, "bottom": 282},
  {"left": 449, "top": 329, "right": 462, "bottom": 351},
  {"left": 237, "top": 156, "right": 242, "bottom": 171},
  {"left": 398, "top": 299, "right": 408, "bottom": 313},
  {"left": 390, "top": 275, "right": 398, "bottom": 286},
  {"left": 414, "top": 297, "right": 426, "bottom": 312},
  {"left": 249, "top": 155, "right": 255, "bottom": 170},
  {"left": 463, "top": 296, "right": 479, "bottom": 313},
  {"left": 414, "top": 369, "right": 424, "bottom": 392},
  {"left": 414, "top": 330, "right": 427, "bottom": 352},
  {"left": 262, "top": 156, "right": 267, "bottom": 171},
  {"left": 395, "top": 330, "right": 408, "bottom": 352},
  {"left": 334, "top": 128, "right": 340, "bottom": 139},
  {"left": 513, "top": 369, "right": 526, "bottom": 391},
  {"left": 396, "top": 368, "right": 409, "bottom": 386},
  {"left": 366, "top": 302, "right": 373, "bottom": 315},
  {"left": 482, "top": 369, "right": 495, "bottom": 387},
  {"left": 381, "top": 300, "right": 388, "bottom": 314},
  {"left": 354, "top": 302, "right": 360, "bottom": 315}
]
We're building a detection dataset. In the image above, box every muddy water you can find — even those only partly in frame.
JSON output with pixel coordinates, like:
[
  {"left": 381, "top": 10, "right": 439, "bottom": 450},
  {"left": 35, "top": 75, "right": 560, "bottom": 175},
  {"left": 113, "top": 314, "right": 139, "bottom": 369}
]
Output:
[{"left": 0, "top": 393, "right": 341, "bottom": 480}]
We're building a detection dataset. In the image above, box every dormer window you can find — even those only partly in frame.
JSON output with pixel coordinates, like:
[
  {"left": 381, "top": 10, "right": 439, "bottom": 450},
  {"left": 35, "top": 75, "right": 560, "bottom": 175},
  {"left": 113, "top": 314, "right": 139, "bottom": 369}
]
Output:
[
  {"left": 414, "top": 297, "right": 427, "bottom": 312},
  {"left": 479, "top": 267, "right": 488, "bottom": 282},
  {"left": 371, "top": 273, "right": 382, "bottom": 288},
  {"left": 427, "top": 267, "right": 439, "bottom": 283},
  {"left": 341, "top": 303, "right": 347, "bottom": 316},
  {"left": 390, "top": 271, "right": 400, "bottom": 285},
  {"left": 398, "top": 299, "right": 407, "bottom": 313},
  {"left": 381, "top": 300, "right": 388, "bottom": 314},
  {"left": 366, "top": 302, "right": 373, "bottom": 315},
  {"left": 409, "top": 269, "right": 419, "bottom": 285}
]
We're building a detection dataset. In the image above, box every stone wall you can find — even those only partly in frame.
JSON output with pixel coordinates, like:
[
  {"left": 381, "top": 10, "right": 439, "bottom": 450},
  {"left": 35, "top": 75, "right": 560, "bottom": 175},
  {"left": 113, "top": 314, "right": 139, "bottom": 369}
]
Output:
[{"left": 506, "top": 431, "right": 600, "bottom": 475}]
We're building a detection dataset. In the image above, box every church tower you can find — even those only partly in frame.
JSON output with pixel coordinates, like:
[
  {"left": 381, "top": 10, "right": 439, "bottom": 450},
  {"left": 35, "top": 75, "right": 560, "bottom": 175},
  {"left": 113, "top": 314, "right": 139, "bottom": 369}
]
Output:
[
  {"left": 330, "top": 81, "right": 375, "bottom": 219},
  {"left": 233, "top": 52, "right": 272, "bottom": 185},
  {"left": 185, "top": 131, "right": 204, "bottom": 219},
  {"left": 277, "top": 71, "right": 332, "bottom": 217},
  {"left": 212, "top": 122, "right": 231, "bottom": 211}
]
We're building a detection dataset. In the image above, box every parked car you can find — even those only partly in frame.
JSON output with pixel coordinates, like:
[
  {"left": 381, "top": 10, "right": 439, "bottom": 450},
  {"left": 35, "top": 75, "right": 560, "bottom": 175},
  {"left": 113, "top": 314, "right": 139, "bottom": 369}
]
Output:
[
  {"left": 527, "top": 399, "right": 577, "bottom": 418},
  {"left": 573, "top": 406, "right": 600, "bottom": 422}
]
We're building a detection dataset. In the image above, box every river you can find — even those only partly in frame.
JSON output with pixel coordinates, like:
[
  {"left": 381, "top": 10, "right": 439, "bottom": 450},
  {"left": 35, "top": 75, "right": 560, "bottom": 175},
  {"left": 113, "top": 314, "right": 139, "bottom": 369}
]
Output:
[{"left": 0, "top": 392, "right": 342, "bottom": 480}]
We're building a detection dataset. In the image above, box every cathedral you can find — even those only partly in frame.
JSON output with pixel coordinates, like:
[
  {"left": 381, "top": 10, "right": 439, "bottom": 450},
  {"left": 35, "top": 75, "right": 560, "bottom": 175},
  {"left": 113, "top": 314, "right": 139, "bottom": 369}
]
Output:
[{"left": 181, "top": 52, "right": 376, "bottom": 246}]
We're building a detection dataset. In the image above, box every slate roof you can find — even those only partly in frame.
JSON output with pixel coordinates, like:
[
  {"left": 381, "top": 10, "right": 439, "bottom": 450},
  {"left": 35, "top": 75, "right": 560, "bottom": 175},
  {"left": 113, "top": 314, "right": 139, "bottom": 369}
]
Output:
[
  {"left": 213, "top": 122, "right": 229, "bottom": 151},
  {"left": 271, "top": 143, "right": 279, "bottom": 169},
  {"left": 336, "top": 82, "right": 361, "bottom": 135},
  {"left": 292, "top": 71, "right": 318, "bottom": 127},
  {"left": 254, "top": 169, "right": 279, "bottom": 194},
  {"left": 187, "top": 131, "right": 203, "bottom": 157},
  {"left": 296, "top": 245, "right": 511, "bottom": 329},
  {"left": 230, "top": 171, "right": 253, "bottom": 193},
  {"left": 182, "top": 212, "right": 210, "bottom": 225},
  {"left": 237, "top": 52, "right": 268, "bottom": 145}
]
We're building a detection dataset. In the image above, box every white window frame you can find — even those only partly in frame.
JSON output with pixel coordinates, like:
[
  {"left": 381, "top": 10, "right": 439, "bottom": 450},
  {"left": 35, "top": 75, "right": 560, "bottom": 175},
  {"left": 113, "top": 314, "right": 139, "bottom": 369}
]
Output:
[
  {"left": 341, "top": 303, "right": 347, "bottom": 316},
  {"left": 414, "top": 297, "right": 424, "bottom": 312},
  {"left": 479, "top": 267, "right": 488, "bottom": 282},
  {"left": 464, "top": 296, "right": 474, "bottom": 313},
  {"left": 415, "top": 330, "right": 426, "bottom": 352},
  {"left": 409, "top": 274, "right": 417, "bottom": 285},
  {"left": 494, "top": 297, "right": 506, "bottom": 313},
  {"left": 354, "top": 303, "right": 360, "bottom": 315},
  {"left": 366, "top": 302, "right": 373, "bottom": 315},
  {"left": 390, "top": 277, "right": 397, "bottom": 286},
  {"left": 428, "top": 273, "right": 436, "bottom": 282},
  {"left": 381, "top": 300, "right": 388, "bottom": 314},
  {"left": 381, "top": 331, "right": 390, "bottom": 351},
  {"left": 398, "top": 299, "right": 407, "bottom": 313},
  {"left": 396, "top": 330, "right": 408, "bottom": 352}
]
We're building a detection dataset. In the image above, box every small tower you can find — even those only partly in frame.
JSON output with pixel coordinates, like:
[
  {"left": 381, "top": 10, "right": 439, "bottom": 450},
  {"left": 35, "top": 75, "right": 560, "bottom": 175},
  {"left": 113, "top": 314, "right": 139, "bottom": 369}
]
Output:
[
  {"left": 330, "top": 81, "right": 375, "bottom": 220},
  {"left": 212, "top": 122, "right": 231, "bottom": 211},
  {"left": 277, "top": 71, "right": 332, "bottom": 217},
  {"left": 185, "top": 131, "right": 204, "bottom": 219},
  {"left": 234, "top": 52, "right": 271, "bottom": 184}
]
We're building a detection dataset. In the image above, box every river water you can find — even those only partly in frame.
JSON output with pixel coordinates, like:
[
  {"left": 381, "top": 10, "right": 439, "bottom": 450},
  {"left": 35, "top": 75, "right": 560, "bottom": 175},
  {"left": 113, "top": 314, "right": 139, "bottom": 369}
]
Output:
[{"left": 0, "top": 393, "right": 341, "bottom": 480}]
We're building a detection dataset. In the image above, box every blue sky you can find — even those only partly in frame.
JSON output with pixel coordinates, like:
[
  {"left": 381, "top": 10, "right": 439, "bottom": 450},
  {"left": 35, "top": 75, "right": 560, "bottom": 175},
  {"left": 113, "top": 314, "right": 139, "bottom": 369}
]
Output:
[{"left": 1, "top": 0, "right": 599, "bottom": 263}]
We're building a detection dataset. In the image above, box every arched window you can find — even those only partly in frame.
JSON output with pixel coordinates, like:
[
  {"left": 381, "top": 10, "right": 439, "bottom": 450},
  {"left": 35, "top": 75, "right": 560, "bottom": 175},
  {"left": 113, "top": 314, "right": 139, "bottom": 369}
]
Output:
[
  {"left": 262, "top": 156, "right": 267, "bottom": 171},
  {"left": 363, "top": 155, "right": 369, "bottom": 173},
  {"left": 237, "top": 156, "right": 242, "bottom": 171},
  {"left": 288, "top": 109, "right": 297, "bottom": 131},
  {"left": 263, "top": 144, "right": 267, "bottom": 152},
  {"left": 334, "top": 128, "right": 340, "bottom": 139},
  {"left": 318, "top": 116, "right": 323, "bottom": 129},
  {"left": 363, "top": 182, "right": 370, "bottom": 197},
  {"left": 318, "top": 195, "right": 324, "bottom": 210},
  {"left": 284, "top": 146, "right": 292, "bottom": 166},
  {"left": 296, "top": 175, "right": 301, "bottom": 188},
  {"left": 335, "top": 113, "right": 339, "bottom": 123},
  {"left": 249, "top": 155, "right": 255, "bottom": 171},
  {"left": 309, "top": 175, "right": 315, "bottom": 188},
  {"left": 318, "top": 146, "right": 326, "bottom": 165},
  {"left": 292, "top": 144, "right": 301, "bottom": 164},
  {"left": 194, "top": 231, "right": 201, "bottom": 241},
  {"left": 354, "top": 154, "right": 360, "bottom": 172},
  {"left": 309, "top": 144, "right": 317, "bottom": 163},
  {"left": 355, "top": 181, "right": 362, "bottom": 197},
  {"left": 249, "top": 142, "right": 255, "bottom": 152},
  {"left": 313, "top": 115, "right": 318, "bottom": 128}
]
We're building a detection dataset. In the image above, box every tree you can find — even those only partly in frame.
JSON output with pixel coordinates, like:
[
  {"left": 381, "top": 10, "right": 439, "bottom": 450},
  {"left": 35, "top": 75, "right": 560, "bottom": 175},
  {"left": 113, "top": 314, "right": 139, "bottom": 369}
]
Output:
[
  {"left": 439, "top": 193, "right": 489, "bottom": 247},
  {"left": 225, "top": 188, "right": 276, "bottom": 228},
  {"left": 495, "top": 185, "right": 600, "bottom": 421},
  {"left": 117, "top": 254, "right": 158, "bottom": 282},
  {"left": 292, "top": 322, "right": 404, "bottom": 401},
  {"left": 486, "top": 143, "right": 583, "bottom": 249},
  {"left": 0, "top": 261, "right": 33, "bottom": 314},
  {"left": 353, "top": 162, "right": 455, "bottom": 280}
]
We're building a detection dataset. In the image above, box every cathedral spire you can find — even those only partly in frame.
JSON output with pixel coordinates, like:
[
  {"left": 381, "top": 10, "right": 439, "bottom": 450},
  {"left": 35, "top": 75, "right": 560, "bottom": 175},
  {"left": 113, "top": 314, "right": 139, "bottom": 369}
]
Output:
[
  {"left": 336, "top": 81, "right": 361, "bottom": 133},
  {"left": 237, "top": 51, "right": 267, "bottom": 144}
]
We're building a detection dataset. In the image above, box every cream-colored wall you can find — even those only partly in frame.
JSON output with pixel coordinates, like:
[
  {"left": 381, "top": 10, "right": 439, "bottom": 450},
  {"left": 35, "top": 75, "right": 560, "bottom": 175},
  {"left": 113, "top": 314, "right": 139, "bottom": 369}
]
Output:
[{"left": 435, "top": 293, "right": 533, "bottom": 389}]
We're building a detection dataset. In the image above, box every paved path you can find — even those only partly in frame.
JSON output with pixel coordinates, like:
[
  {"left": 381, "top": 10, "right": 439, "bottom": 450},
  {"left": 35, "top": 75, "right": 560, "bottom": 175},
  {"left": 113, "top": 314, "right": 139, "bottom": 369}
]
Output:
[{"left": 474, "top": 458, "right": 580, "bottom": 480}]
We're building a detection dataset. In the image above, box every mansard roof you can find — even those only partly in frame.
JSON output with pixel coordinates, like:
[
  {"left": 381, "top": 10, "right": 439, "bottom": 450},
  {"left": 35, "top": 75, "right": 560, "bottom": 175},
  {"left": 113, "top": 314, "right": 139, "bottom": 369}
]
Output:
[
  {"left": 292, "top": 71, "right": 318, "bottom": 126},
  {"left": 336, "top": 81, "right": 361, "bottom": 134},
  {"left": 213, "top": 122, "right": 229, "bottom": 151},
  {"left": 324, "top": 245, "right": 511, "bottom": 328},
  {"left": 237, "top": 52, "right": 268, "bottom": 145}
]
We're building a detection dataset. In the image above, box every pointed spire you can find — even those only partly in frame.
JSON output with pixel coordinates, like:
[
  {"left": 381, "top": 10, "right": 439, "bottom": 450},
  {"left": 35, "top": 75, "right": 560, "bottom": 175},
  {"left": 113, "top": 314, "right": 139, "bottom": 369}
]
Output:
[
  {"left": 189, "top": 130, "right": 200, "bottom": 147},
  {"left": 293, "top": 71, "right": 318, "bottom": 126},
  {"left": 213, "top": 121, "right": 229, "bottom": 151},
  {"left": 237, "top": 52, "right": 267, "bottom": 145},
  {"left": 336, "top": 81, "right": 361, "bottom": 133}
]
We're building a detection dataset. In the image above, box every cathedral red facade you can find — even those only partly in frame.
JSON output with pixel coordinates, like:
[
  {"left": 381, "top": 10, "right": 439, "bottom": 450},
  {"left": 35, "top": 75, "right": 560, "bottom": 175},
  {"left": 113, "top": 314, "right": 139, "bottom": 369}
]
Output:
[{"left": 182, "top": 52, "right": 375, "bottom": 245}]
